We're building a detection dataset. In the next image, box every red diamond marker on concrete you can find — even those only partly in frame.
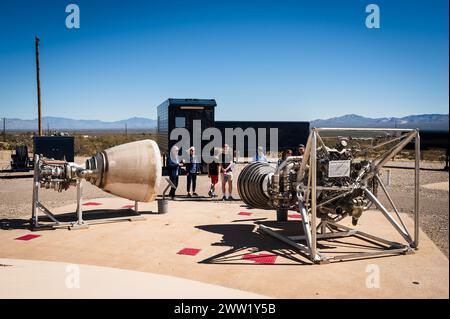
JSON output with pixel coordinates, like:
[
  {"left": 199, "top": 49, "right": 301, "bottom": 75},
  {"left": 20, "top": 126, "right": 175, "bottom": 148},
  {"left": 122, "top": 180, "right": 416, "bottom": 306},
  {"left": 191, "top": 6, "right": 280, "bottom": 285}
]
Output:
[
  {"left": 254, "top": 254, "right": 277, "bottom": 264},
  {"left": 15, "top": 234, "right": 41, "bottom": 241},
  {"left": 243, "top": 253, "right": 277, "bottom": 264},
  {"left": 83, "top": 201, "right": 102, "bottom": 206},
  {"left": 238, "top": 212, "right": 252, "bottom": 216},
  {"left": 177, "top": 248, "right": 201, "bottom": 256}
]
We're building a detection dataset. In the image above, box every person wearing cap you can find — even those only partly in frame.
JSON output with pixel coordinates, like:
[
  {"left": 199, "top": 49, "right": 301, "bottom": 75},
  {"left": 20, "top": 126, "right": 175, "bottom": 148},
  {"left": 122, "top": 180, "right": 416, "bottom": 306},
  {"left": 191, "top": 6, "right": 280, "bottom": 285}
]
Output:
[
  {"left": 297, "top": 144, "right": 305, "bottom": 156},
  {"left": 185, "top": 146, "right": 200, "bottom": 197},
  {"left": 167, "top": 145, "right": 184, "bottom": 199}
]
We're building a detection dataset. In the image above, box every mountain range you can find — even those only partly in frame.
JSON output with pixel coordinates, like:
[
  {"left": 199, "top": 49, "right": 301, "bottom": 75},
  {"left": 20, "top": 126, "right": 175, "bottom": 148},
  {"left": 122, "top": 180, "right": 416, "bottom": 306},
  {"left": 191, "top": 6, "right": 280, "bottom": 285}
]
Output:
[
  {"left": 2, "top": 114, "right": 448, "bottom": 131},
  {"left": 3, "top": 116, "right": 157, "bottom": 131},
  {"left": 310, "top": 114, "right": 448, "bottom": 131}
]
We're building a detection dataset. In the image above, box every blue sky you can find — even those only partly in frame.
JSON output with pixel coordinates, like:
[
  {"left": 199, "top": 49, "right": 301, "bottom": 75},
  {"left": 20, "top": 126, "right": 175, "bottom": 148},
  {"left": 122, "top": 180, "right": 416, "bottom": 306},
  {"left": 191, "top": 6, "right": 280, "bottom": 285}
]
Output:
[{"left": 0, "top": 0, "right": 448, "bottom": 121}]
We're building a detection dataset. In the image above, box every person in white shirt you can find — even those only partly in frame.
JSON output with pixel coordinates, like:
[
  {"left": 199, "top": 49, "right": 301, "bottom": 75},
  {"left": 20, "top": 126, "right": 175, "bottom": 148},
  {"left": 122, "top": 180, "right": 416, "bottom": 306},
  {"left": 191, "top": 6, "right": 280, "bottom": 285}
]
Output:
[{"left": 251, "top": 146, "right": 268, "bottom": 163}]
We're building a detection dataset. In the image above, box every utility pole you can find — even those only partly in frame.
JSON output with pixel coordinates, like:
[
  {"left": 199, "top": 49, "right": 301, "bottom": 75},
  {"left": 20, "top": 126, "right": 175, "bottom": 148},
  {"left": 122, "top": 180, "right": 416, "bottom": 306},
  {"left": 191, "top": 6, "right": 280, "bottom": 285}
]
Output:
[
  {"left": 35, "top": 36, "right": 43, "bottom": 136},
  {"left": 125, "top": 123, "right": 128, "bottom": 137}
]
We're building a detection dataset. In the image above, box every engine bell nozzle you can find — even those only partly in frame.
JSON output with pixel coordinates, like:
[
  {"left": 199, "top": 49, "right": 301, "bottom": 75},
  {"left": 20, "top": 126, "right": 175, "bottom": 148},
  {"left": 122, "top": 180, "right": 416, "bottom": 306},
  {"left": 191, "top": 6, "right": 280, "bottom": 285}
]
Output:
[{"left": 84, "top": 139, "right": 162, "bottom": 202}]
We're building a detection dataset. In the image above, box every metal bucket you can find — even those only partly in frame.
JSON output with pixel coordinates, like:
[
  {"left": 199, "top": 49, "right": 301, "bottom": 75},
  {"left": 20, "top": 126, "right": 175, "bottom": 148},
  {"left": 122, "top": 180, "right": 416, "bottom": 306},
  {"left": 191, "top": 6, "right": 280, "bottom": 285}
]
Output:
[{"left": 157, "top": 199, "right": 168, "bottom": 214}]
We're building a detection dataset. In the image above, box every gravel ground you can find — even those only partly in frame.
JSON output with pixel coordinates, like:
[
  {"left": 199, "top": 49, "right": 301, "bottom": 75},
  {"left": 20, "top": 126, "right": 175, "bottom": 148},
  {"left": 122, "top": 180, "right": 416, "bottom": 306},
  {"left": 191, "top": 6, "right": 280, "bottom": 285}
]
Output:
[
  {"left": 1, "top": 156, "right": 448, "bottom": 257},
  {"left": 378, "top": 161, "right": 449, "bottom": 257}
]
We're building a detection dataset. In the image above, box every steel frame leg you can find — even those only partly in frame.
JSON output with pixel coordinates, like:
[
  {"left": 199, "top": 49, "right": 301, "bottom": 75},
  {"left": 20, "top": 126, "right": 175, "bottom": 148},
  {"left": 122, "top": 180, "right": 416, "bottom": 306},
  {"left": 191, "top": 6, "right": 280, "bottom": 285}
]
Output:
[
  {"left": 310, "top": 130, "right": 318, "bottom": 262},
  {"left": 363, "top": 187, "right": 413, "bottom": 244},
  {"left": 31, "top": 155, "right": 39, "bottom": 228},
  {"left": 414, "top": 132, "right": 420, "bottom": 248},
  {"left": 71, "top": 179, "right": 88, "bottom": 229}
]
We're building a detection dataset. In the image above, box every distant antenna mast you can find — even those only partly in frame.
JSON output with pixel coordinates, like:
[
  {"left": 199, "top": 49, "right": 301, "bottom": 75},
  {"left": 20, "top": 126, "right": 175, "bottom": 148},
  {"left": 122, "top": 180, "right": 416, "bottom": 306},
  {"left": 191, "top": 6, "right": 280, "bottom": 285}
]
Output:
[
  {"left": 125, "top": 123, "right": 128, "bottom": 137},
  {"left": 35, "top": 36, "right": 43, "bottom": 136}
]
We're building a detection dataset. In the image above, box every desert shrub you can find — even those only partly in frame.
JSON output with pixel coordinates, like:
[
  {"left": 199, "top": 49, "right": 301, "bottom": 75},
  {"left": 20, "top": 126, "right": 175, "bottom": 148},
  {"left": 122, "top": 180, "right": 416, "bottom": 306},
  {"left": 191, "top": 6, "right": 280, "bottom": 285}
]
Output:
[{"left": 73, "top": 132, "right": 155, "bottom": 156}]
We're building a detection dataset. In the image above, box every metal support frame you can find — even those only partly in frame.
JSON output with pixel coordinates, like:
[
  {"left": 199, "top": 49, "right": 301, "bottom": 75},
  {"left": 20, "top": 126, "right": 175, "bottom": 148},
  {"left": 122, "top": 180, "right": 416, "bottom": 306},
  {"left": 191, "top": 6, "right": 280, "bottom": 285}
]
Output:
[
  {"left": 31, "top": 154, "right": 144, "bottom": 230},
  {"left": 259, "top": 128, "right": 420, "bottom": 264}
]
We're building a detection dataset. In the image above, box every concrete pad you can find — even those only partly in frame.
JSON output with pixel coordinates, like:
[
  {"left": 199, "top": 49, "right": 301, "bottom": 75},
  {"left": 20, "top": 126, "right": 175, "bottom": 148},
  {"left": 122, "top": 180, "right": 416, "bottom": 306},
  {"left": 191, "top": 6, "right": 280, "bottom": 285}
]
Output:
[
  {"left": 0, "top": 258, "right": 267, "bottom": 299},
  {"left": 0, "top": 197, "right": 448, "bottom": 298}
]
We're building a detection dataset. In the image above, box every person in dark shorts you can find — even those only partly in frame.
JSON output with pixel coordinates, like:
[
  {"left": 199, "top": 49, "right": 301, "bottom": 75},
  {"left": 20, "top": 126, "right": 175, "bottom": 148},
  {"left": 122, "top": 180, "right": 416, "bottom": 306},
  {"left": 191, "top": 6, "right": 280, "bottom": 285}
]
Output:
[
  {"left": 207, "top": 155, "right": 219, "bottom": 198},
  {"left": 297, "top": 144, "right": 305, "bottom": 156}
]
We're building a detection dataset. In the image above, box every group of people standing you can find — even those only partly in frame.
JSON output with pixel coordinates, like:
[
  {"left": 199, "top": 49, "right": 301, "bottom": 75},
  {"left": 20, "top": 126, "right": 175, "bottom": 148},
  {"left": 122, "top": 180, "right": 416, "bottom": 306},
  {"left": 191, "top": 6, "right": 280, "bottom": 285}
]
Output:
[
  {"left": 166, "top": 143, "right": 306, "bottom": 201},
  {"left": 277, "top": 144, "right": 305, "bottom": 164},
  {"left": 167, "top": 144, "right": 235, "bottom": 201}
]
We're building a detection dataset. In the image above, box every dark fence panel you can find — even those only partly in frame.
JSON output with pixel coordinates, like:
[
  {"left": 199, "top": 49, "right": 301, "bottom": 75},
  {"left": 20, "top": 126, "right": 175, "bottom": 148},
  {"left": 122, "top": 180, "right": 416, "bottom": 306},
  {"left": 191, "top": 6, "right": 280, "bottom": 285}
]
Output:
[{"left": 215, "top": 121, "right": 310, "bottom": 156}]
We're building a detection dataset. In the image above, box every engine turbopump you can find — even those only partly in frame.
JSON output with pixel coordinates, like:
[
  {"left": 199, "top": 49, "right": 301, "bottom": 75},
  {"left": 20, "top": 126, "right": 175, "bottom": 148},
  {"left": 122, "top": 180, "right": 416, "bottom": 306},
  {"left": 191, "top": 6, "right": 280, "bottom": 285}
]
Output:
[
  {"left": 238, "top": 138, "right": 376, "bottom": 224},
  {"left": 307, "top": 138, "right": 378, "bottom": 225}
]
